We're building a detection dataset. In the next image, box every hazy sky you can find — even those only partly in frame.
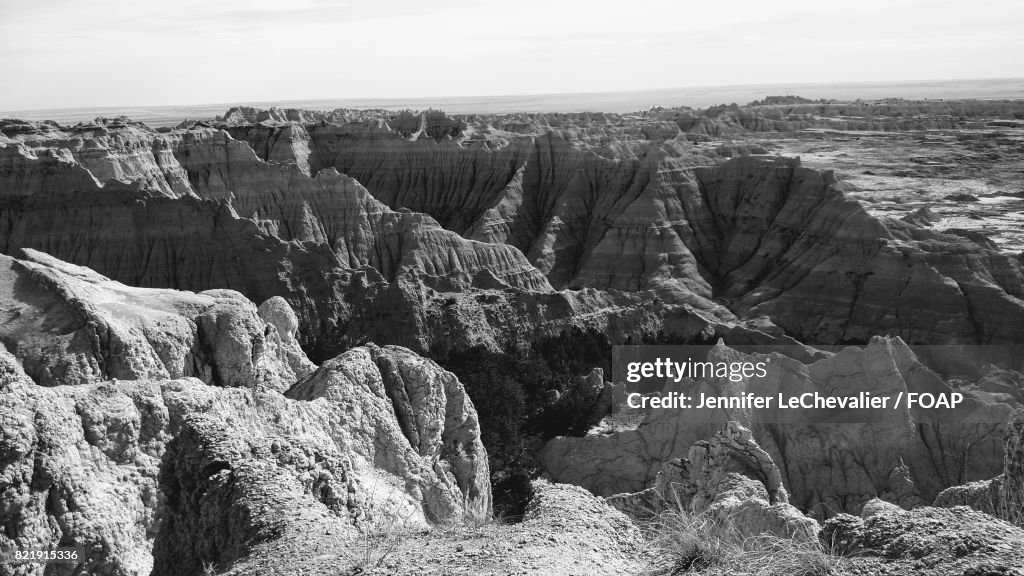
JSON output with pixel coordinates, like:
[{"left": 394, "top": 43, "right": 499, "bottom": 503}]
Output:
[{"left": 1, "top": 0, "right": 1022, "bottom": 111}]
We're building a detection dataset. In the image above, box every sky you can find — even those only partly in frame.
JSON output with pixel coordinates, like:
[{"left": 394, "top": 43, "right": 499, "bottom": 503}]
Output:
[{"left": 1, "top": 0, "right": 1023, "bottom": 112}]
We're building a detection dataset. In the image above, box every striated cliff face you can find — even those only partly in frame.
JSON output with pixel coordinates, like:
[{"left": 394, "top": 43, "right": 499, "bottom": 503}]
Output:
[
  {"left": 0, "top": 116, "right": 778, "bottom": 362},
  {"left": 229, "top": 114, "right": 1024, "bottom": 347},
  {"left": 0, "top": 119, "right": 191, "bottom": 198},
  {"left": 173, "top": 128, "right": 553, "bottom": 293},
  {"left": 541, "top": 338, "right": 1017, "bottom": 518},
  {"left": 689, "top": 157, "right": 1024, "bottom": 345},
  {"left": 5, "top": 113, "right": 1024, "bottom": 354},
  {"left": 231, "top": 115, "right": 720, "bottom": 302},
  {"left": 0, "top": 251, "right": 490, "bottom": 576}
]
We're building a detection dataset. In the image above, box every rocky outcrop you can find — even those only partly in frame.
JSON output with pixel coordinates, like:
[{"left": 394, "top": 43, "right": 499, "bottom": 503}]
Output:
[
  {"left": 0, "top": 360, "right": 487, "bottom": 575},
  {"left": 900, "top": 206, "right": 940, "bottom": 227},
  {"left": 0, "top": 254, "right": 490, "bottom": 576},
  {"left": 933, "top": 477, "right": 1004, "bottom": 517},
  {"left": 151, "top": 414, "right": 358, "bottom": 576},
  {"left": 2, "top": 122, "right": 554, "bottom": 300},
  {"left": 821, "top": 504, "right": 1024, "bottom": 575},
  {"left": 935, "top": 409, "right": 1023, "bottom": 522},
  {"left": 544, "top": 338, "right": 1016, "bottom": 517},
  {"left": 0, "top": 120, "right": 192, "bottom": 199},
  {"left": 286, "top": 343, "right": 491, "bottom": 517},
  {"left": 687, "top": 157, "right": 1024, "bottom": 346},
  {"left": 0, "top": 248, "right": 312, "bottom": 390},
  {"left": 608, "top": 422, "right": 819, "bottom": 542}
]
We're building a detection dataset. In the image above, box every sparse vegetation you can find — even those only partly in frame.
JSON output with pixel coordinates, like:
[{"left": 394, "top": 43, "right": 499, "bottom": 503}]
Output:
[
  {"left": 643, "top": 507, "right": 842, "bottom": 576},
  {"left": 352, "top": 477, "right": 418, "bottom": 572},
  {"left": 459, "top": 489, "right": 496, "bottom": 530},
  {"left": 428, "top": 327, "right": 613, "bottom": 519},
  {"left": 995, "top": 486, "right": 1024, "bottom": 528}
]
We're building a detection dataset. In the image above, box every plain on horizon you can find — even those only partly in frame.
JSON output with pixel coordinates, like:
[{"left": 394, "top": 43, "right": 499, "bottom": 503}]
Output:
[{"left": 1, "top": 0, "right": 1023, "bottom": 112}]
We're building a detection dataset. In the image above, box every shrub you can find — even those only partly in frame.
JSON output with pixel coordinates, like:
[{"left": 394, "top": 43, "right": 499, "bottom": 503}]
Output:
[{"left": 428, "top": 327, "right": 612, "bottom": 518}]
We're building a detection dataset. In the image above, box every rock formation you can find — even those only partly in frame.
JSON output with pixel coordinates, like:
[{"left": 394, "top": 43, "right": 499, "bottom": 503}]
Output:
[
  {"left": 2, "top": 119, "right": 742, "bottom": 361},
  {"left": 935, "top": 408, "right": 1023, "bottom": 522},
  {"left": 607, "top": 422, "right": 820, "bottom": 542},
  {"left": 0, "top": 248, "right": 313, "bottom": 390},
  {"left": 543, "top": 338, "right": 1017, "bottom": 517},
  {"left": 5, "top": 112, "right": 1024, "bottom": 357},
  {"left": 0, "top": 251, "right": 489, "bottom": 576},
  {"left": 821, "top": 502, "right": 1024, "bottom": 575},
  {"left": 3, "top": 103, "right": 1024, "bottom": 573},
  {"left": 232, "top": 114, "right": 1024, "bottom": 347}
]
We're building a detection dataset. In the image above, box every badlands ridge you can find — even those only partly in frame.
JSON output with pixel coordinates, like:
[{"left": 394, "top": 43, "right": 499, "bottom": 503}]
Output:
[{"left": 1, "top": 99, "right": 1023, "bottom": 574}]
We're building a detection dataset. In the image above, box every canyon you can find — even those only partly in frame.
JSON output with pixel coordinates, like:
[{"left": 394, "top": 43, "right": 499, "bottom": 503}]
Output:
[{"left": 2, "top": 97, "right": 1024, "bottom": 574}]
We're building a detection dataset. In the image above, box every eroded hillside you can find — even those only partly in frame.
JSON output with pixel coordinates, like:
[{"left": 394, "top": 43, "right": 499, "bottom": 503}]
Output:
[{"left": 2, "top": 99, "right": 1024, "bottom": 574}]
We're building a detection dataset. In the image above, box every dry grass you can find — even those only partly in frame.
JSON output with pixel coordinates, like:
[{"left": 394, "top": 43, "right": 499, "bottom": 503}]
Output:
[
  {"left": 352, "top": 477, "right": 418, "bottom": 572},
  {"left": 642, "top": 506, "right": 841, "bottom": 576},
  {"left": 996, "top": 486, "right": 1024, "bottom": 528},
  {"left": 351, "top": 481, "right": 498, "bottom": 573},
  {"left": 459, "top": 491, "right": 495, "bottom": 530}
]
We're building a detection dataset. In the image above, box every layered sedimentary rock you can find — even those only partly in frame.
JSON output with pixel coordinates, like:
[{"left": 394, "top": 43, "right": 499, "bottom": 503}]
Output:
[
  {"left": 543, "top": 338, "right": 1016, "bottom": 517},
  {"left": 0, "top": 119, "right": 192, "bottom": 198},
  {"left": 226, "top": 115, "right": 1024, "bottom": 347},
  {"left": 0, "top": 252, "right": 490, "bottom": 576},
  {"left": 176, "top": 129, "right": 551, "bottom": 292},
  {"left": 2, "top": 118, "right": 811, "bottom": 365},
  {"left": 5, "top": 113, "right": 1024, "bottom": 355}
]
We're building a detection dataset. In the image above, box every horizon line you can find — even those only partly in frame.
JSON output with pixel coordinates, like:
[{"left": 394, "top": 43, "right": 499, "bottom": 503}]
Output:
[{"left": 3, "top": 75, "right": 1023, "bottom": 118}]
